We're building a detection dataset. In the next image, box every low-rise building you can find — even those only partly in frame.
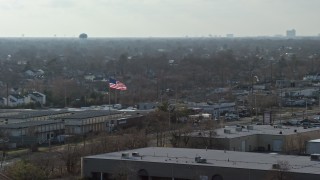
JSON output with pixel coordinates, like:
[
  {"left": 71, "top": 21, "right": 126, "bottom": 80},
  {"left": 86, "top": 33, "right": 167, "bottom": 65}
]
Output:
[
  {"left": 187, "top": 125, "right": 320, "bottom": 154},
  {"left": 188, "top": 102, "right": 236, "bottom": 118},
  {"left": 306, "top": 139, "right": 320, "bottom": 154},
  {"left": 8, "top": 94, "right": 30, "bottom": 107},
  {"left": 63, "top": 111, "right": 124, "bottom": 135},
  {"left": 82, "top": 147, "right": 320, "bottom": 180},
  {"left": 0, "top": 110, "right": 72, "bottom": 125},
  {"left": 0, "top": 120, "right": 64, "bottom": 148},
  {"left": 0, "top": 97, "right": 7, "bottom": 106},
  {"left": 28, "top": 91, "right": 46, "bottom": 105}
]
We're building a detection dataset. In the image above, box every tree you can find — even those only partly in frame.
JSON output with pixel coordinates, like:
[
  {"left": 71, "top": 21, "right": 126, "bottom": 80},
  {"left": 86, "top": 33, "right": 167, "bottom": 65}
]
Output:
[
  {"left": 5, "top": 160, "right": 46, "bottom": 180},
  {"left": 79, "top": 33, "right": 88, "bottom": 39},
  {"left": 170, "top": 126, "right": 193, "bottom": 147},
  {"left": 59, "top": 144, "right": 83, "bottom": 174},
  {"left": 266, "top": 160, "right": 291, "bottom": 180}
]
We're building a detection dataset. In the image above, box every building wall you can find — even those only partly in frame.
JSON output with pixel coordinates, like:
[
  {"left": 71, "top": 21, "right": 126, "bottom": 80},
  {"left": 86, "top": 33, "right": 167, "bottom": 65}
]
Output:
[
  {"left": 283, "top": 130, "right": 320, "bottom": 153},
  {"left": 82, "top": 157, "right": 320, "bottom": 180},
  {"left": 65, "top": 122, "right": 105, "bottom": 134},
  {"left": 187, "top": 128, "right": 320, "bottom": 153},
  {"left": 229, "top": 134, "right": 258, "bottom": 152}
]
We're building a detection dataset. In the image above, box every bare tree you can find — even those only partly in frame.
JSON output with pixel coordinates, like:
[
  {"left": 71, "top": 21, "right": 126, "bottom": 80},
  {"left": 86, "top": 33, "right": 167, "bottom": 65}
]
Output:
[{"left": 266, "top": 160, "right": 291, "bottom": 180}]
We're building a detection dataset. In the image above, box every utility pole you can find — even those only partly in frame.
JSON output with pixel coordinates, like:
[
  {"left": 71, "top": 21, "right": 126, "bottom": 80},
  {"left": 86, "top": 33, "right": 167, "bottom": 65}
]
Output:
[
  {"left": 306, "top": 99, "right": 308, "bottom": 119},
  {"left": 6, "top": 83, "right": 8, "bottom": 106},
  {"left": 318, "top": 91, "right": 320, "bottom": 113}
]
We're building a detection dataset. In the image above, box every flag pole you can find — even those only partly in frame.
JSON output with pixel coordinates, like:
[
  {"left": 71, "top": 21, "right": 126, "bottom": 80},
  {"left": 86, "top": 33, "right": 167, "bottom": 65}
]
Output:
[
  {"left": 108, "top": 82, "right": 111, "bottom": 113},
  {"left": 115, "top": 89, "right": 117, "bottom": 104}
]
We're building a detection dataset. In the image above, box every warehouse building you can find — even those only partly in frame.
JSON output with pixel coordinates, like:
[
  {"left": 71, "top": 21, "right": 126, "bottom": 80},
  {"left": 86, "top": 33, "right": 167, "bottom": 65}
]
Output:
[
  {"left": 81, "top": 147, "right": 320, "bottom": 180},
  {"left": 63, "top": 111, "right": 124, "bottom": 134},
  {"left": 186, "top": 125, "right": 320, "bottom": 154},
  {"left": 0, "top": 120, "right": 64, "bottom": 148}
]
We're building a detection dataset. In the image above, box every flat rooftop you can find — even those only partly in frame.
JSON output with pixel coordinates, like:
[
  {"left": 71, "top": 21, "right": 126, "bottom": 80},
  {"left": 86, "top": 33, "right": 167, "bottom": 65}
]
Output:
[
  {"left": 63, "top": 110, "right": 120, "bottom": 119},
  {"left": 0, "top": 110, "right": 71, "bottom": 119},
  {"left": 0, "top": 120, "right": 63, "bottom": 129},
  {"left": 190, "top": 125, "right": 320, "bottom": 138},
  {"left": 85, "top": 147, "right": 320, "bottom": 174}
]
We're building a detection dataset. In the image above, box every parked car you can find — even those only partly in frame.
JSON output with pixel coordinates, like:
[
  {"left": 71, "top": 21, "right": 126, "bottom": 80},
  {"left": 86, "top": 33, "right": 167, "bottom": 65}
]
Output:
[
  {"left": 313, "top": 116, "right": 320, "bottom": 121},
  {"left": 282, "top": 120, "right": 300, "bottom": 126},
  {"left": 225, "top": 113, "right": 240, "bottom": 121}
]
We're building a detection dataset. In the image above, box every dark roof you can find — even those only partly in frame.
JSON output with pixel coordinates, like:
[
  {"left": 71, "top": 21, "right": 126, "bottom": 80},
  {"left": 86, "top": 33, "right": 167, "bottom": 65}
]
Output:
[
  {"left": 10, "top": 94, "right": 24, "bottom": 99},
  {"left": 30, "top": 92, "right": 44, "bottom": 98}
]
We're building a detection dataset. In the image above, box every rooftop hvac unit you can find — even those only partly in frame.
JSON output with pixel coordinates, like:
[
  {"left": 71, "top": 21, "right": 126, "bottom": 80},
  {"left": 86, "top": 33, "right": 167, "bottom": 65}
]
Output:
[
  {"left": 224, "top": 129, "right": 231, "bottom": 134},
  {"left": 310, "top": 154, "right": 320, "bottom": 161},
  {"left": 247, "top": 125, "right": 254, "bottom": 130},
  {"left": 132, "top": 152, "right": 140, "bottom": 157},
  {"left": 195, "top": 156, "right": 207, "bottom": 163},
  {"left": 121, "top": 152, "right": 130, "bottom": 159},
  {"left": 235, "top": 127, "right": 242, "bottom": 132}
]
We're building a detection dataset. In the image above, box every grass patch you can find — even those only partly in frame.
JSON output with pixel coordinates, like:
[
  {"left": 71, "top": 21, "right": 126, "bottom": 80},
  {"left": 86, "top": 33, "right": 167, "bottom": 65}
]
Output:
[{"left": 6, "top": 149, "right": 29, "bottom": 158}]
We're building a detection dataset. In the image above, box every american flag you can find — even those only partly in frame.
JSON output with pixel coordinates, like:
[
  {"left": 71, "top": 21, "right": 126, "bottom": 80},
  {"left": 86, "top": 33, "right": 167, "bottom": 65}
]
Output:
[{"left": 109, "top": 78, "right": 127, "bottom": 91}]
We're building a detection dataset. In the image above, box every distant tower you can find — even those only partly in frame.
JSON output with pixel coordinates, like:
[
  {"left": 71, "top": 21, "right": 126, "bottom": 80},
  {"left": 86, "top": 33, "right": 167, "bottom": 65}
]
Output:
[{"left": 286, "top": 29, "right": 296, "bottom": 38}]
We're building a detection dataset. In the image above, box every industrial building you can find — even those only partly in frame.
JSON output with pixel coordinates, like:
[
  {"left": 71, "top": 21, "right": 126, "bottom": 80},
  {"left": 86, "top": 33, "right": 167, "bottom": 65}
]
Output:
[
  {"left": 81, "top": 147, "right": 320, "bottom": 180},
  {"left": 0, "top": 120, "right": 65, "bottom": 148},
  {"left": 306, "top": 139, "right": 320, "bottom": 154},
  {"left": 187, "top": 125, "right": 320, "bottom": 154},
  {"left": 62, "top": 111, "right": 123, "bottom": 134}
]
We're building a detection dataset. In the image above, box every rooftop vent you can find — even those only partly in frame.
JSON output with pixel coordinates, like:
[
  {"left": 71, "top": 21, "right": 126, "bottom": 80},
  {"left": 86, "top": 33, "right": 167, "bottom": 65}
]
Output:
[
  {"left": 310, "top": 154, "right": 320, "bottom": 161},
  {"left": 247, "top": 125, "right": 254, "bottom": 130},
  {"left": 121, "top": 152, "right": 130, "bottom": 159},
  {"left": 279, "top": 131, "right": 282, "bottom": 134},
  {"left": 195, "top": 156, "right": 207, "bottom": 163}
]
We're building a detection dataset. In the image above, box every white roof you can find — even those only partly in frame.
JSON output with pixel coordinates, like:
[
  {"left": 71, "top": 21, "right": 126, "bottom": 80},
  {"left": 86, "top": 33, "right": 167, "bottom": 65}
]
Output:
[
  {"left": 308, "top": 139, "right": 320, "bottom": 143},
  {"left": 85, "top": 147, "right": 320, "bottom": 174}
]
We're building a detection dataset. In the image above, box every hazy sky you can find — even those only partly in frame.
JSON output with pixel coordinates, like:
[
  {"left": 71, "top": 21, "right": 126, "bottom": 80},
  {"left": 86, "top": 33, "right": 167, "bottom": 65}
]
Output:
[{"left": 0, "top": 0, "right": 319, "bottom": 37}]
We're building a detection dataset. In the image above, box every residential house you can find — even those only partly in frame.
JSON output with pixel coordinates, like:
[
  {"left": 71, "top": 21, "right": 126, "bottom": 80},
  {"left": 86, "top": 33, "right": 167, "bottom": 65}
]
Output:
[
  {"left": 0, "top": 97, "right": 7, "bottom": 106},
  {"left": 137, "top": 102, "right": 156, "bottom": 110},
  {"left": 303, "top": 73, "right": 320, "bottom": 82},
  {"left": 25, "top": 70, "right": 36, "bottom": 77},
  {"left": 84, "top": 73, "right": 95, "bottom": 81},
  {"left": 28, "top": 91, "right": 46, "bottom": 105},
  {"left": 8, "top": 94, "right": 30, "bottom": 107}
]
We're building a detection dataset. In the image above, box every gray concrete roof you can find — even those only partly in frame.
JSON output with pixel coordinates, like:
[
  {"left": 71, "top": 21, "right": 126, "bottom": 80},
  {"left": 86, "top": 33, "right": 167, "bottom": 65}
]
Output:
[
  {"left": 190, "top": 125, "right": 320, "bottom": 139},
  {"left": 63, "top": 110, "right": 120, "bottom": 119},
  {"left": 0, "top": 120, "right": 63, "bottom": 129},
  {"left": 85, "top": 147, "right": 320, "bottom": 174},
  {"left": 0, "top": 110, "right": 71, "bottom": 119}
]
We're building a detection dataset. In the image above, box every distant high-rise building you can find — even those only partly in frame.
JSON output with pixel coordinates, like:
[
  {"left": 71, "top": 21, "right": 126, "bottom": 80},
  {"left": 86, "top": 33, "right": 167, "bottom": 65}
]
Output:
[
  {"left": 226, "top": 34, "right": 234, "bottom": 38},
  {"left": 286, "top": 29, "right": 296, "bottom": 38}
]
